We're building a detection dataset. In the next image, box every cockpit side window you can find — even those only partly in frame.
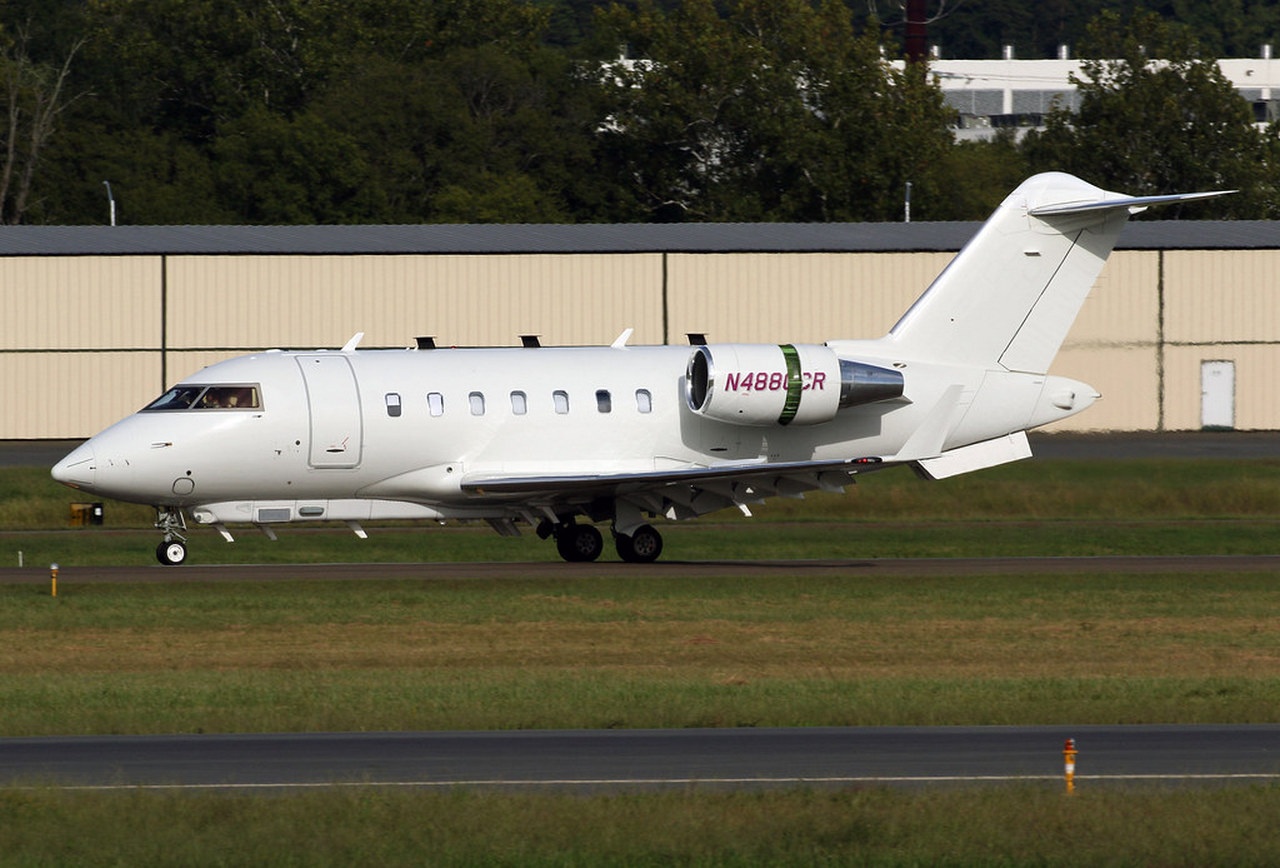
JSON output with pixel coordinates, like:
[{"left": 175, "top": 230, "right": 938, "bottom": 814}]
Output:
[
  {"left": 143, "top": 386, "right": 203, "bottom": 411},
  {"left": 142, "top": 384, "right": 261, "bottom": 412}
]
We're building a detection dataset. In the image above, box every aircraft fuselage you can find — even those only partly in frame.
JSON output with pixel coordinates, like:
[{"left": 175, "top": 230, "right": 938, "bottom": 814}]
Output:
[{"left": 53, "top": 173, "right": 1229, "bottom": 564}]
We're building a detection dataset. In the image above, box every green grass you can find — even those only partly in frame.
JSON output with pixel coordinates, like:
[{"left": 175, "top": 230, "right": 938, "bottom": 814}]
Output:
[
  {"left": 6, "top": 457, "right": 1280, "bottom": 566},
  {"left": 5, "top": 516, "right": 1280, "bottom": 568},
  {"left": 4, "top": 785, "right": 1280, "bottom": 866},
  {"left": 4, "top": 457, "right": 1280, "bottom": 865},
  {"left": 3, "top": 571, "right": 1280, "bottom": 734},
  {"left": 14, "top": 457, "right": 1280, "bottom": 528}
]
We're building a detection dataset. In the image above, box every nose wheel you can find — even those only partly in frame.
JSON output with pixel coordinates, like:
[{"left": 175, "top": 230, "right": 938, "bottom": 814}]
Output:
[
  {"left": 154, "top": 507, "right": 189, "bottom": 566},
  {"left": 156, "top": 540, "right": 188, "bottom": 565}
]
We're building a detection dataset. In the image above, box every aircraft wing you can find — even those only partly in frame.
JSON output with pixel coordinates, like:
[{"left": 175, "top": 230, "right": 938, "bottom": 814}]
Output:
[
  {"left": 460, "top": 429, "right": 1035, "bottom": 527},
  {"left": 460, "top": 456, "right": 887, "bottom": 523}
]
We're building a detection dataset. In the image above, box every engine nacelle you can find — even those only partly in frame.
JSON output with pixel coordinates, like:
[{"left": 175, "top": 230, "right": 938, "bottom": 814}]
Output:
[{"left": 685, "top": 344, "right": 903, "bottom": 426}]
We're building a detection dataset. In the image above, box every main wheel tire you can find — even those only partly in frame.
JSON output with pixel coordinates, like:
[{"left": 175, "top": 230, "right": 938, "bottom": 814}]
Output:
[
  {"left": 555, "top": 524, "right": 603, "bottom": 562},
  {"left": 616, "top": 524, "right": 663, "bottom": 563},
  {"left": 156, "top": 540, "right": 187, "bottom": 566}
]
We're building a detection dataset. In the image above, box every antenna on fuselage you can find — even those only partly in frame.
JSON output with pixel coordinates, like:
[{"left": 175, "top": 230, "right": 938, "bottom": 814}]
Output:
[
  {"left": 520, "top": 335, "right": 541, "bottom": 348},
  {"left": 416, "top": 336, "right": 437, "bottom": 349}
]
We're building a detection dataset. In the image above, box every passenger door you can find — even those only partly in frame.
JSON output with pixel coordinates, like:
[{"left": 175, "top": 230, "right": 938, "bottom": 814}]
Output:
[{"left": 296, "top": 355, "right": 363, "bottom": 468}]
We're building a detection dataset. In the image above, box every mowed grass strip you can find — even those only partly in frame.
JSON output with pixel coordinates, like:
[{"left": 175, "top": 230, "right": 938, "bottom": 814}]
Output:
[
  {"left": 5, "top": 516, "right": 1280, "bottom": 567},
  {"left": 3, "top": 572, "right": 1280, "bottom": 734},
  {"left": 4, "top": 785, "right": 1280, "bottom": 867},
  {"left": 3, "top": 457, "right": 1279, "bottom": 566},
  {"left": 10, "top": 457, "right": 1280, "bottom": 528}
]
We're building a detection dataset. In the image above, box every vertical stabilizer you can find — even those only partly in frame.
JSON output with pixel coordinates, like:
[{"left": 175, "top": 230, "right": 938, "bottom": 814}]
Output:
[{"left": 887, "top": 172, "right": 1227, "bottom": 374}]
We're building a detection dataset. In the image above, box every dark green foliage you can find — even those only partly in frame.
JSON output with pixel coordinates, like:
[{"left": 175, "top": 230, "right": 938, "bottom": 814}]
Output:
[
  {"left": 1023, "top": 11, "right": 1280, "bottom": 218},
  {"left": 918, "top": 0, "right": 1280, "bottom": 59},
  {"left": 7, "top": 1, "right": 1280, "bottom": 224},
  {"left": 593, "top": 0, "right": 955, "bottom": 221}
]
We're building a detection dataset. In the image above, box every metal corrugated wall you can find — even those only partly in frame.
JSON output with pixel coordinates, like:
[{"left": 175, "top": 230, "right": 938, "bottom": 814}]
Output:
[
  {"left": 665, "top": 252, "right": 953, "bottom": 344},
  {"left": 3, "top": 247, "right": 1276, "bottom": 438},
  {"left": 166, "top": 254, "right": 667, "bottom": 350}
]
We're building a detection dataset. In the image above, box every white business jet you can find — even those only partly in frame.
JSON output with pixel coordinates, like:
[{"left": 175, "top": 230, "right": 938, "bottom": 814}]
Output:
[{"left": 53, "top": 173, "right": 1227, "bottom": 565}]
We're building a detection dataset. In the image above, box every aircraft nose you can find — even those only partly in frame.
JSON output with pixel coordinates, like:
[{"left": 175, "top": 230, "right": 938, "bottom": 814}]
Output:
[{"left": 51, "top": 442, "right": 95, "bottom": 490}]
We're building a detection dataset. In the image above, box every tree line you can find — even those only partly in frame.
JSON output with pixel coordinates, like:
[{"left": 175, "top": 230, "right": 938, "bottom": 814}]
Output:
[{"left": 4, "top": 1, "right": 1278, "bottom": 225}]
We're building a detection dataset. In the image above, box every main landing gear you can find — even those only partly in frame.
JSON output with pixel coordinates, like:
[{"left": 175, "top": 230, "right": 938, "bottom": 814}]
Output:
[
  {"left": 554, "top": 522, "right": 603, "bottom": 562},
  {"left": 541, "top": 519, "right": 664, "bottom": 563},
  {"left": 155, "top": 507, "right": 189, "bottom": 566},
  {"left": 614, "top": 524, "right": 663, "bottom": 563}
]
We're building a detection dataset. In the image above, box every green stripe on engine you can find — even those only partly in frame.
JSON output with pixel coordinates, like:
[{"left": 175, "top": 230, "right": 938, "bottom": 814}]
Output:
[{"left": 778, "top": 344, "right": 803, "bottom": 425}]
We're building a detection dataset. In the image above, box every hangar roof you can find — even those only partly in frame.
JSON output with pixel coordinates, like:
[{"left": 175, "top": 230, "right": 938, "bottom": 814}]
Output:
[{"left": 0, "top": 220, "right": 1273, "bottom": 256}]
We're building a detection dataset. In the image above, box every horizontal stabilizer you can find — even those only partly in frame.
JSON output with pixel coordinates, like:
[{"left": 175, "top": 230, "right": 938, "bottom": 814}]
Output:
[{"left": 1030, "top": 189, "right": 1234, "bottom": 218}]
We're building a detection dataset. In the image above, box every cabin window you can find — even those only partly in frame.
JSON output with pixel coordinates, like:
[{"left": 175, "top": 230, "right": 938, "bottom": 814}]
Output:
[
  {"left": 427, "top": 392, "right": 445, "bottom": 417},
  {"left": 553, "top": 390, "right": 570, "bottom": 415},
  {"left": 143, "top": 384, "right": 261, "bottom": 412},
  {"left": 385, "top": 393, "right": 402, "bottom": 417},
  {"left": 469, "top": 391, "right": 485, "bottom": 416},
  {"left": 596, "top": 389, "right": 612, "bottom": 413},
  {"left": 636, "top": 389, "right": 653, "bottom": 413},
  {"left": 510, "top": 391, "right": 527, "bottom": 415}
]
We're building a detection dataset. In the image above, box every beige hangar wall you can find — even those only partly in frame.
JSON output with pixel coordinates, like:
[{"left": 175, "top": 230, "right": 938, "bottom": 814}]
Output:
[
  {"left": 0, "top": 256, "right": 163, "bottom": 438},
  {"left": 5, "top": 244, "right": 1278, "bottom": 439},
  {"left": 1162, "top": 249, "right": 1280, "bottom": 431},
  {"left": 165, "top": 253, "right": 668, "bottom": 350}
]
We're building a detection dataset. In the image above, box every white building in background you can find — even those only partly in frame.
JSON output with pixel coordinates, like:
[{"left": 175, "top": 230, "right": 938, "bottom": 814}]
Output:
[{"left": 913, "top": 49, "right": 1280, "bottom": 140}]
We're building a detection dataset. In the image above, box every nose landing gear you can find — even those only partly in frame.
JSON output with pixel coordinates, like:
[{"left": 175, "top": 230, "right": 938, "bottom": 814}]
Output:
[{"left": 155, "top": 507, "right": 189, "bottom": 565}]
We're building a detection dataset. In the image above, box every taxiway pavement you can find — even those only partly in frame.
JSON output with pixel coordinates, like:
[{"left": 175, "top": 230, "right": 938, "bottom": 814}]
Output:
[
  {"left": 3, "top": 725, "right": 1278, "bottom": 791},
  {"left": 1, "top": 553, "right": 1279, "bottom": 584}
]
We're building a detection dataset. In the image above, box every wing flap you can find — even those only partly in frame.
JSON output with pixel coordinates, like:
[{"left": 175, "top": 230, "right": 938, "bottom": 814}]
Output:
[
  {"left": 459, "top": 457, "right": 882, "bottom": 498},
  {"left": 460, "top": 458, "right": 880, "bottom": 523}
]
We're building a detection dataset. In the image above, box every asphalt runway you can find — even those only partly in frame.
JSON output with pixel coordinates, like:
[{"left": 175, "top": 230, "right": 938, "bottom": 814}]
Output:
[
  {"left": 3, "top": 725, "right": 1279, "bottom": 791},
  {"left": 2, "top": 553, "right": 1279, "bottom": 585}
]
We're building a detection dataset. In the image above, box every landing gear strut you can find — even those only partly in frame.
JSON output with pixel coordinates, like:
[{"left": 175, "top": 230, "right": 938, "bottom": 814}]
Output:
[{"left": 155, "top": 507, "right": 189, "bottom": 566}]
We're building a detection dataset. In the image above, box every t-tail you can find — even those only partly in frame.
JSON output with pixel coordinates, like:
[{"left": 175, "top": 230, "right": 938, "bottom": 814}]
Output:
[
  {"left": 835, "top": 172, "right": 1233, "bottom": 480},
  {"left": 887, "top": 172, "right": 1231, "bottom": 374}
]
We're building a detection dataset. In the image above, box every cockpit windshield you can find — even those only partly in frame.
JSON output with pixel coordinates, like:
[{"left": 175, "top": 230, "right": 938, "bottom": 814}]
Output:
[{"left": 143, "top": 384, "right": 262, "bottom": 412}]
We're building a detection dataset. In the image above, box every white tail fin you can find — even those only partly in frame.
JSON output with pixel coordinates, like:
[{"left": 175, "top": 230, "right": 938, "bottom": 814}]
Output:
[{"left": 888, "top": 172, "right": 1231, "bottom": 374}]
